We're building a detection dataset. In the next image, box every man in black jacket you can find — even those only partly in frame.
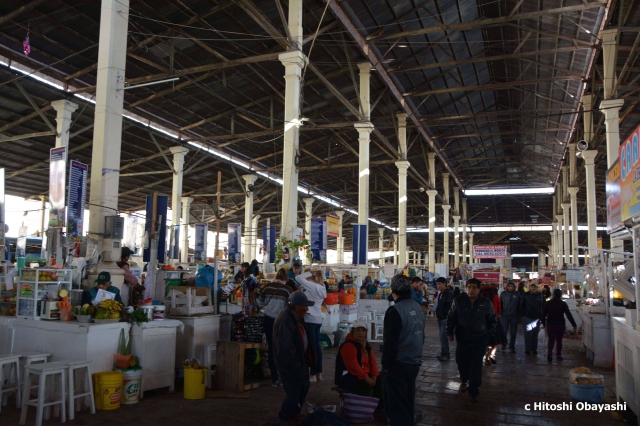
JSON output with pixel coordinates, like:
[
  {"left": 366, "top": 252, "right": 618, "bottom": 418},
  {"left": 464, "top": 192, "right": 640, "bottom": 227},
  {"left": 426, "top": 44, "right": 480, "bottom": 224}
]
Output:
[
  {"left": 273, "top": 292, "right": 315, "bottom": 425},
  {"left": 382, "top": 275, "right": 426, "bottom": 426},
  {"left": 499, "top": 280, "right": 522, "bottom": 353},
  {"left": 447, "top": 278, "right": 497, "bottom": 402},
  {"left": 520, "top": 281, "right": 545, "bottom": 355},
  {"left": 435, "top": 277, "right": 454, "bottom": 361}
]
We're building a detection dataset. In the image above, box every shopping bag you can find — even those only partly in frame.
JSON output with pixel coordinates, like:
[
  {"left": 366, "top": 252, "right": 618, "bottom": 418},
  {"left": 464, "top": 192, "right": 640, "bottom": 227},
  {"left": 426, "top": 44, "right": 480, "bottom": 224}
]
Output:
[
  {"left": 538, "top": 328, "right": 547, "bottom": 344},
  {"left": 341, "top": 392, "right": 379, "bottom": 424}
]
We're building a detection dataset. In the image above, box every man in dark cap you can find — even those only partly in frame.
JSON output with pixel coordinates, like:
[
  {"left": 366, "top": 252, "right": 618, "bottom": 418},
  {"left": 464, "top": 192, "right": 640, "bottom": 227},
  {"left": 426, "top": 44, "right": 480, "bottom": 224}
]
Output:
[
  {"left": 499, "top": 280, "right": 522, "bottom": 353},
  {"left": 447, "top": 278, "right": 497, "bottom": 402},
  {"left": 382, "top": 274, "right": 425, "bottom": 425},
  {"left": 520, "top": 281, "right": 545, "bottom": 355},
  {"left": 273, "top": 292, "right": 315, "bottom": 425},
  {"left": 81, "top": 271, "right": 122, "bottom": 305},
  {"left": 435, "top": 277, "right": 454, "bottom": 361}
]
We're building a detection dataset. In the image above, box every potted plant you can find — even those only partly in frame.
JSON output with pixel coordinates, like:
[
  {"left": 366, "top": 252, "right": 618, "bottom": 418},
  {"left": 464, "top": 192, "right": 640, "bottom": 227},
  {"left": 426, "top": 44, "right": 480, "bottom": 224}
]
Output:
[{"left": 114, "top": 328, "right": 132, "bottom": 369}]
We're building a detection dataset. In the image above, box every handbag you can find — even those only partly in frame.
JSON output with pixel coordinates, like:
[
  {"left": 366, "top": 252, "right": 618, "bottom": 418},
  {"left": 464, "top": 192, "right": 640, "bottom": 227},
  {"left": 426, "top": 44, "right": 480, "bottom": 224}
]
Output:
[{"left": 341, "top": 392, "right": 379, "bottom": 424}]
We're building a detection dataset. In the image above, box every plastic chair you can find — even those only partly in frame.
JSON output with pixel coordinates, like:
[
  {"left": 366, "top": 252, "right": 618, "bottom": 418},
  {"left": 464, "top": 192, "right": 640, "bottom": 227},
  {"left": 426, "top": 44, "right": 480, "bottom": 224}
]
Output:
[
  {"left": 20, "top": 363, "right": 67, "bottom": 426},
  {"left": 0, "top": 354, "right": 21, "bottom": 412},
  {"left": 59, "top": 360, "right": 95, "bottom": 420}
]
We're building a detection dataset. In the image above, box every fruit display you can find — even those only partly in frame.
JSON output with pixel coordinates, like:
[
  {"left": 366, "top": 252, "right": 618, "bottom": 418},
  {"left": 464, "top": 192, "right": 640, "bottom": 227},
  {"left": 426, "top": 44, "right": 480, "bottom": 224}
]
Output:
[
  {"left": 72, "top": 303, "right": 93, "bottom": 316},
  {"left": 16, "top": 269, "right": 72, "bottom": 319},
  {"left": 97, "top": 299, "right": 123, "bottom": 320},
  {"left": 21, "top": 269, "right": 63, "bottom": 282},
  {"left": 20, "top": 284, "right": 33, "bottom": 296}
]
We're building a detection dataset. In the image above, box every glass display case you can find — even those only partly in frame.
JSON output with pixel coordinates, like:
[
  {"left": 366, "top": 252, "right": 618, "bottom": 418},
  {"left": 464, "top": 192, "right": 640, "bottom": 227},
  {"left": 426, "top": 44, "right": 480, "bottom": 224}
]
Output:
[{"left": 16, "top": 268, "right": 72, "bottom": 320}]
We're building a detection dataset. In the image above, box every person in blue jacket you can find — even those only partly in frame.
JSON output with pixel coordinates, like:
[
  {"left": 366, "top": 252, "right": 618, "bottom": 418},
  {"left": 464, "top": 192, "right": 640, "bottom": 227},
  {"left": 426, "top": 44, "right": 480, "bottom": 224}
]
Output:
[{"left": 82, "top": 271, "right": 122, "bottom": 305}]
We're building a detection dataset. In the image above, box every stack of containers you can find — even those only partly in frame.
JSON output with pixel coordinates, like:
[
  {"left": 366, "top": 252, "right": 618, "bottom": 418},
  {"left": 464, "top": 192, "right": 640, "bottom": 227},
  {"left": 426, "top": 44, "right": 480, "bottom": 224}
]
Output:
[{"left": 322, "top": 293, "right": 340, "bottom": 333}]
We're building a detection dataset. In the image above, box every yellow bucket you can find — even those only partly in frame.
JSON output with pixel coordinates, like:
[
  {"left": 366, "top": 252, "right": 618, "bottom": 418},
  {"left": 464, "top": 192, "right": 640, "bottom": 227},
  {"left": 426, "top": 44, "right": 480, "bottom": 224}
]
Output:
[
  {"left": 92, "top": 371, "right": 124, "bottom": 410},
  {"left": 183, "top": 368, "right": 207, "bottom": 400}
]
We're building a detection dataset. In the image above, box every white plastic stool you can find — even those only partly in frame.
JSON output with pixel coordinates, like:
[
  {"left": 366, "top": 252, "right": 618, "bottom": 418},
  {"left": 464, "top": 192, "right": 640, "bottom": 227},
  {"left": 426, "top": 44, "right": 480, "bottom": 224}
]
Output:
[
  {"left": 203, "top": 344, "right": 217, "bottom": 389},
  {"left": 357, "top": 315, "right": 368, "bottom": 323},
  {"left": 374, "top": 324, "right": 384, "bottom": 340},
  {"left": 21, "top": 353, "right": 50, "bottom": 366},
  {"left": 20, "top": 362, "right": 67, "bottom": 426},
  {"left": 375, "top": 314, "right": 385, "bottom": 321},
  {"left": 0, "top": 354, "right": 21, "bottom": 412},
  {"left": 60, "top": 360, "right": 95, "bottom": 420}
]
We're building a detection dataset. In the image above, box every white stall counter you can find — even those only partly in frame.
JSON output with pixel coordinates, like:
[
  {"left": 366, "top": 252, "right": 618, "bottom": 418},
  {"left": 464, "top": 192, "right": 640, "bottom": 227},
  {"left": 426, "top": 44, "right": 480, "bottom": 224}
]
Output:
[
  {"left": 170, "top": 315, "right": 221, "bottom": 366},
  {"left": 0, "top": 316, "right": 16, "bottom": 353},
  {"left": 13, "top": 317, "right": 130, "bottom": 374},
  {"left": 612, "top": 317, "right": 640, "bottom": 424}
]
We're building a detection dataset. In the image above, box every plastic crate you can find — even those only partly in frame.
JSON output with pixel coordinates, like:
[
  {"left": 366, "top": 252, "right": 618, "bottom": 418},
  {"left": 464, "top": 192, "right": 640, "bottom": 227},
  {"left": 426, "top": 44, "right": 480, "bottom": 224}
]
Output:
[{"left": 568, "top": 382, "right": 605, "bottom": 403}]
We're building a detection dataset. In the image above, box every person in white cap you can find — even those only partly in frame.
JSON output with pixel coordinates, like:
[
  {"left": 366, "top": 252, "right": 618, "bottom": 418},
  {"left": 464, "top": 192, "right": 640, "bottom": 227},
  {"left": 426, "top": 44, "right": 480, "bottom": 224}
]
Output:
[{"left": 334, "top": 319, "right": 381, "bottom": 398}]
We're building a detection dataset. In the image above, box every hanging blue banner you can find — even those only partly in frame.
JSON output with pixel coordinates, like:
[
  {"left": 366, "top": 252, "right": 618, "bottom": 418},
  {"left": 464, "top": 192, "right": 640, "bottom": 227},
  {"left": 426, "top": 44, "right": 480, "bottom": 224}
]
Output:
[
  {"left": 143, "top": 195, "right": 168, "bottom": 263},
  {"left": 262, "top": 225, "right": 276, "bottom": 263},
  {"left": 66, "top": 160, "right": 88, "bottom": 243},
  {"left": 194, "top": 223, "right": 208, "bottom": 262},
  {"left": 310, "top": 217, "right": 327, "bottom": 262},
  {"left": 228, "top": 223, "right": 241, "bottom": 263},
  {"left": 352, "top": 223, "right": 368, "bottom": 265}
]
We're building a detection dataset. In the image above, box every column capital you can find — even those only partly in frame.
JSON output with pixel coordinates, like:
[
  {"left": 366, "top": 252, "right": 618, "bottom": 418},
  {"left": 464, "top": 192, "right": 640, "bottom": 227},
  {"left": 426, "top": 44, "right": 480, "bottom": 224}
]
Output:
[
  {"left": 427, "top": 152, "right": 436, "bottom": 161},
  {"left": 599, "top": 28, "right": 619, "bottom": 40},
  {"left": 253, "top": 214, "right": 261, "bottom": 221},
  {"left": 600, "top": 98, "right": 624, "bottom": 112},
  {"left": 395, "top": 160, "right": 410, "bottom": 170},
  {"left": 242, "top": 174, "right": 258, "bottom": 185},
  {"left": 442, "top": 172, "right": 450, "bottom": 179},
  {"left": 452, "top": 215, "right": 460, "bottom": 221},
  {"left": 181, "top": 196, "right": 194, "bottom": 203},
  {"left": 51, "top": 99, "right": 78, "bottom": 114},
  {"left": 442, "top": 204, "right": 451, "bottom": 211},
  {"left": 357, "top": 62, "right": 372, "bottom": 73},
  {"left": 396, "top": 112, "right": 408, "bottom": 122},
  {"left": 468, "top": 232, "right": 474, "bottom": 238},
  {"left": 426, "top": 189, "right": 438, "bottom": 197},
  {"left": 556, "top": 214, "right": 564, "bottom": 221},
  {"left": 279, "top": 50, "right": 306, "bottom": 69},
  {"left": 582, "top": 93, "right": 593, "bottom": 108},
  {"left": 303, "top": 197, "right": 315, "bottom": 206},
  {"left": 378, "top": 228, "right": 384, "bottom": 237},
  {"left": 169, "top": 146, "right": 189, "bottom": 156},
  {"left": 562, "top": 203, "right": 570, "bottom": 211},
  {"left": 354, "top": 122, "right": 374, "bottom": 133},
  {"left": 581, "top": 150, "right": 598, "bottom": 165},
  {"left": 568, "top": 187, "right": 579, "bottom": 196},
  {"left": 335, "top": 210, "right": 344, "bottom": 218}
]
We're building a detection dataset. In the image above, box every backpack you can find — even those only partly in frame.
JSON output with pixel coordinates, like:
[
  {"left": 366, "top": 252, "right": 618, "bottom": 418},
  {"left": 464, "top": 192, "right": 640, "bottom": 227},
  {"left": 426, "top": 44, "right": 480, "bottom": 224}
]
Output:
[{"left": 334, "top": 339, "right": 371, "bottom": 392}]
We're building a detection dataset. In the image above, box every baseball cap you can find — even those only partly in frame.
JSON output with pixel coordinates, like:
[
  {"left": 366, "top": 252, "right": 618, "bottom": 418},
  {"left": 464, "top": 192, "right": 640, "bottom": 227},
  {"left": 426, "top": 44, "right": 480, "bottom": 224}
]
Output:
[
  {"left": 391, "top": 274, "right": 411, "bottom": 292},
  {"left": 436, "top": 277, "right": 448, "bottom": 284},
  {"left": 121, "top": 247, "right": 134, "bottom": 258},
  {"left": 352, "top": 319, "right": 368, "bottom": 330},
  {"left": 529, "top": 281, "right": 538, "bottom": 287},
  {"left": 288, "top": 292, "right": 314, "bottom": 307},
  {"left": 95, "top": 271, "right": 111, "bottom": 284},
  {"left": 507, "top": 280, "right": 515, "bottom": 285}
]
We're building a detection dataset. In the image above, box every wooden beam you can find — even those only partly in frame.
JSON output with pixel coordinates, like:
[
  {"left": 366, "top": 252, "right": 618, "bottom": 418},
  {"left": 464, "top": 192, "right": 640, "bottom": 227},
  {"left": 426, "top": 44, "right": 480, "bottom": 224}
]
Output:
[
  {"left": 0, "top": 131, "right": 55, "bottom": 143},
  {"left": 368, "top": 2, "right": 607, "bottom": 41},
  {"left": 0, "top": 0, "right": 47, "bottom": 26},
  {"left": 406, "top": 76, "right": 583, "bottom": 97}
]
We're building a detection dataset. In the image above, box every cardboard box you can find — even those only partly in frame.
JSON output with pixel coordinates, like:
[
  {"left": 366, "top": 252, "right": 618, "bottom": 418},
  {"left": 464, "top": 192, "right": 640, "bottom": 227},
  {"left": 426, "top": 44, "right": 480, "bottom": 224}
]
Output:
[{"left": 340, "top": 304, "right": 358, "bottom": 314}]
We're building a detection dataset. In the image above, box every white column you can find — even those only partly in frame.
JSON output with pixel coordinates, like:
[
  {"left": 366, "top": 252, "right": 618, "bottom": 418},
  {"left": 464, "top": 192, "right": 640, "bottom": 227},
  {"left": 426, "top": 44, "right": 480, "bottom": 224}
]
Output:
[
  {"left": 556, "top": 215, "right": 564, "bottom": 266},
  {"left": 600, "top": 29, "right": 619, "bottom": 99},
  {"left": 356, "top": 62, "right": 373, "bottom": 278},
  {"left": 583, "top": 95, "right": 594, "bottom": 144},
  {"left": 50, "top": 100, "right": 78, "bottom": 148},
  {"left": 279, "top": 49, "right": 305, "bottom": 240},
  {"left": 396, "top": 161, "right": 409, "bottom": 267},
  {"left": 242, "top": 174, "right": 258, "bottom": 263},
  {"left": 549, "top": 232, "right": 556, "bottom": 265},
  {"left": 336, "top": 210, "right": 344, "bottom": 264},
  {"left": 251, "top": 214, "right": 261, "bottom": 262},
  {"left": 562, "top": 203, "right": 571, "bottom": 266},
  {"left": 378, "top": 228, "right": 385, "bottom": 266},
  {"left": 468, "top": 232, "right": 475, "bottom": 264},
  {"left": 462, "top": 198, "right": 468, "bottom": 263},
  {"left": 427, "top": 189, "right": 437, "bottom": 272},
  {"left": 442, "top": 172, "right": 450, "bottom": 269},
  {"left": 568, "top": 187, "right": 579, "bottom": 265},
  {"left": 88, "top": 0, "right": 129, "bottom": 262},
  {"left": 538, "top": 250, "right": 545, "bottom": 270},
  {"left": 453, "top": 215, "right": 460, "bottom": 267},
  {"left": 169, "top": 146, "right": 189, "bottom": 263},
  {"left": 303, "top": 198, "right": 314, "bottom": 265},
  {"left": 569, "top": 143, "right": 577, "bottom": 186},
  {"left": 582, "top": 151, "right": 598, "bottom": 263},
  {"left": 180, "top": 196, "right": 193, "bottom": 263},
  {"left": 393, "top": 234, "right": 398, "bottom": 267}
]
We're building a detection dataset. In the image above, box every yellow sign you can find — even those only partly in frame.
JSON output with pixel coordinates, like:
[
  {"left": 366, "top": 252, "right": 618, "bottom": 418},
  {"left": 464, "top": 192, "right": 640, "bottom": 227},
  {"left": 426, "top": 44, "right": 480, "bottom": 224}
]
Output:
[
  {"left": 617, "top": 124, "right": 640, "bottom": 223},
  {"left": 327, "top": 214, "right": 340, "bottom": 238}
]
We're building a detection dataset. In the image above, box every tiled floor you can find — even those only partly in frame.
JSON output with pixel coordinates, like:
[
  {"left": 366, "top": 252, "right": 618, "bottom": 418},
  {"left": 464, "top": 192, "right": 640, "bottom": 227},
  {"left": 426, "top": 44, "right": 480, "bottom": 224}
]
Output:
[{"left": 1, "top": 316, "right": 636, "bottom": 425}]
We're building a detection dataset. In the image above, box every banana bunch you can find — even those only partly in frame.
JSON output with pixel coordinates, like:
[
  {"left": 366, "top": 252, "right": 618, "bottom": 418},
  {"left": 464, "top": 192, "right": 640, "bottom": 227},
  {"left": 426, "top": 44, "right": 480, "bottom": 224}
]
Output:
[{"left": 98, "top": 299, "right": 122, "bottom": 313}]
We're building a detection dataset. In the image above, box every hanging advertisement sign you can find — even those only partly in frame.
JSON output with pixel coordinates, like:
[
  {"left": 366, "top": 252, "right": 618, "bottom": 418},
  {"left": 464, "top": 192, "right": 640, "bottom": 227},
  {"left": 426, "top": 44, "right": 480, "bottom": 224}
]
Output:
[
  {"left": 352, "top": 223, "right": 368, "bottom": 265},
  {"left": 262, "top": 225, "right": 276, "bottom": 263},
  {"left": 169, "top": 225, "right": 180, "bottom": 260},
  {"left": 194, "top": 223, "right": 208, "bottom": 262},
  {"left": 228, "top": 223, "right": 242, "bottom": 263},
  {"left": 66, "top": 160, "right": 88, "bottom": 243},
  {"left": 48, "top": 146, "right": 67, "bottom": 227},
  {"left": 473, "top": 245, "right": 507, "bottom": 259},
  {"left": 606, "top": 160, "right": 623, "bottom": 232},
  {"left": 616, "top": 123, "right": 640, "bottom": 223},
  {"left": 310, "top": 217, "right": 327, "bottom": 262},
  {"left": 143, "top": 195, "right": 168, "bottom": 263},
  {"left": 0, "top": 168, "right": 5, "bottom": 250},
  {"left": 326, "top": 214, "right": 340, "bottom": 238}
]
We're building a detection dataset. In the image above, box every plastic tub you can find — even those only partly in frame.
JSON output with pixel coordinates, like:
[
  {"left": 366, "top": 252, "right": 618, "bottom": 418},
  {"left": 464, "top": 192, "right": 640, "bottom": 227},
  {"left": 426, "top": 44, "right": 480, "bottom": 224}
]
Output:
[
  {"left": 568, "top": 382, "right": 605, "bottom": 403},
  {"left": 324, "top": 293, "right": 339, "bottom": 305},
  {"left": 184, "top": 368, "right": 207, "bottom": 400},
  {"left": 118, "top": 368, "right": 142, "bottom": 404},
  {"left": 339, "top": 294, "right": 355, "bottom": 305},
  {"left": 140, "top": 305, "right": 154, "bottom": 321},
  {"left": 153, "top": 305, "right": 165, "bottom": 321},
  {"left": 92, "top": 371, "right": 123, "bottom": 410}
]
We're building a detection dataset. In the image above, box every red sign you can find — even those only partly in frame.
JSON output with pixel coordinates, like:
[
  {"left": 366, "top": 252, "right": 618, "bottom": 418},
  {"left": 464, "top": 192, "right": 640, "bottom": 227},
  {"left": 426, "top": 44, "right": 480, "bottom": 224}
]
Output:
[{"left": 472, "top": 272, "right": 501, "bottom": 282}]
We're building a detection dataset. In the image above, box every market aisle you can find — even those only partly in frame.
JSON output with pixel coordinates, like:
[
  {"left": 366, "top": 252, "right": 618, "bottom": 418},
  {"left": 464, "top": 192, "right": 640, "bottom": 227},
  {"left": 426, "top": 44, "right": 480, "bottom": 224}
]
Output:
[{"left": 1, "top": 316, "right": 630, "bottom": 426}]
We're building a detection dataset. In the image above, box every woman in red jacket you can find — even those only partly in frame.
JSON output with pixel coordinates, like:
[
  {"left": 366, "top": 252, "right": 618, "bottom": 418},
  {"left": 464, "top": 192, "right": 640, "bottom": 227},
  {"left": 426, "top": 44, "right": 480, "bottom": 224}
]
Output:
[
  {"left": 335, "top": 320, "right": 381, "bottom": 398},
  {"left": 481, "top": 286, "right": 505, "bottom": 364}
]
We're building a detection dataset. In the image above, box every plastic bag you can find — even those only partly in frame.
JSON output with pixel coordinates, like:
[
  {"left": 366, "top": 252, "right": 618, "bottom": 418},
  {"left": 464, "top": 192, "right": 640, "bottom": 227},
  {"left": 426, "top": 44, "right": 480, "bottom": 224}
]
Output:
[{"left": 538, "top": 328, "right": 547, "bottom": 344}]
